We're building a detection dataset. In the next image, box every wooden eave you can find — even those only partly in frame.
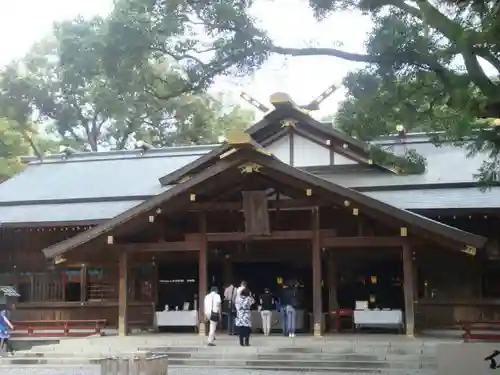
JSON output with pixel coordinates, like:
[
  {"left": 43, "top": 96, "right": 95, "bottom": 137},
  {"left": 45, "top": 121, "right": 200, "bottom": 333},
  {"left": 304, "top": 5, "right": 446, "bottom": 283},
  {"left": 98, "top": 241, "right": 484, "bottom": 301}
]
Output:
[
  {"left": 42, "top": 144, "right": 487, "bottom": 259},
  {"left": 158, "top": 139, "right": 264, "bottom": 186}
]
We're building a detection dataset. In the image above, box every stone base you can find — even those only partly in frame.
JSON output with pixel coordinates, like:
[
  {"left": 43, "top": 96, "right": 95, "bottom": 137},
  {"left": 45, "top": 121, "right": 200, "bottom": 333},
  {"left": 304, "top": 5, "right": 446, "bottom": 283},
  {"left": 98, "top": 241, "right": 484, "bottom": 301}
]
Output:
[
  {"left": 313, "top": 323, "right": 322, "bottom": 337},
  {"left": 198, "top": 323, "right": 206, "bottom": 336}
]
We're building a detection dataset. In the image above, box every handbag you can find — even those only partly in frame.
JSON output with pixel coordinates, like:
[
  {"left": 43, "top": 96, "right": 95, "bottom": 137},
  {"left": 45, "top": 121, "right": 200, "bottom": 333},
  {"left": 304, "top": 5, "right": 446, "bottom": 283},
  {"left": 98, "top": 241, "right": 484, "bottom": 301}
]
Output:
[{"left": 209, "top": 294, "right": 219, "bottom": 322}]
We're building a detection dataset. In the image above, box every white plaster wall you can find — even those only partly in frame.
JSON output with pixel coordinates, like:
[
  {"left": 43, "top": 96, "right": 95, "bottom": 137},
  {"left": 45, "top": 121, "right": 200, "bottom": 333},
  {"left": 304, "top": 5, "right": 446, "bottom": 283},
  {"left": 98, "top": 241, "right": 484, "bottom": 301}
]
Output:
[
  {"left": 266, "top": 134, "right": 290, "bottom": 164},
  {"left": 333, "top": 152, "right": 358, "bottom": 165},
  {"left": 293, "top": 135, "right": 330, "bottom": 167}
]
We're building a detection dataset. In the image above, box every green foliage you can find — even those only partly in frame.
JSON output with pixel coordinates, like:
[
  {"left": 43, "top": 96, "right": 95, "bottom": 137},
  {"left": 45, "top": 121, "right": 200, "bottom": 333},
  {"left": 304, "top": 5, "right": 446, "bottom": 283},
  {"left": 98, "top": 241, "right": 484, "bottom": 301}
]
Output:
[
  {"left": 0, "top": 14, "right": 254, "bottom": 154},
  {"left": 0, "top": 119, "right": 28, "bottom": 181},
  {"left": 104, "top": 0, "right": 500, "bottom": 184},
  {"left": 369, "top": 145, "right": 427, "bottom": 174}
]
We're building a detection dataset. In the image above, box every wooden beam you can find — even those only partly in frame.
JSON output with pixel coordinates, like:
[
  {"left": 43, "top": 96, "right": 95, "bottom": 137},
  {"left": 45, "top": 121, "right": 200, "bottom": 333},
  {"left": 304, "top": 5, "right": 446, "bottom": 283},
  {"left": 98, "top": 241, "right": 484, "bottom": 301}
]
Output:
[
  {"left": 187, "top": 198, "right": 328, "bottom": 212},
  {"left": 117, "top": 250, "right": 128, "bottom": 337},
  {"left": 311, "top": 207, "right": 323, "bottom": 336},
  {"left": 201, "top": 229, "right": 336, "bottom": 242},
  {"left": 321, "top": 236, "right": 405, "bottom": 248},
  {"left": 402, "top": 241, "right": 415, "bottom": 337},
  {"left": 111, "top": 234, "right": 407, "bottom": 251},
  {"left": 116, "top": 241, "right": 200, "bottom": 252},
  {"left": 198, "top": 212, "right": 208, "bottom": 336}
]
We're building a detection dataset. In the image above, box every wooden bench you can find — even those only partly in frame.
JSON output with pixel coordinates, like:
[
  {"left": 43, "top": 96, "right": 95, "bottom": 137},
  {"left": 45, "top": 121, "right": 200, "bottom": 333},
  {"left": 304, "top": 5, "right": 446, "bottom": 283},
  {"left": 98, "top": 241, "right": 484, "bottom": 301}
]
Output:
[
  {"left": 11, "top": 319, "right": 106, "bottom": 338},
  {"left": 459, "top": 320, "right": 500, "bottom": 342}
]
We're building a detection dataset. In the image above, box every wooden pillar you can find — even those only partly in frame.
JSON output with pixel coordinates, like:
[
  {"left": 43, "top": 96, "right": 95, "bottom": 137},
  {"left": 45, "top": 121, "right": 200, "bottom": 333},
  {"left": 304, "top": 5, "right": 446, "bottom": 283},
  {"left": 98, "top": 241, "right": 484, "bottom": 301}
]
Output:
[
  {"left": 198, "top": 212, "right": 208, "bottom": 336},
  {"left": 80, "top": 265, "right": 88, "bottom": 302},
  {"left": 327, "top": 252, "right": 338, "bottom": 330},
  {"left": 223, "top": 255, "right": 232, "bottom": 286},
  {"left": 402, "top": 241, "right": 415, "bottom": 337},
  {"left": 118, "top": 251, "right": 128, "bottom": 336},
  {"left": 311, "top": 207, "right": 323, "bottom": 336}
]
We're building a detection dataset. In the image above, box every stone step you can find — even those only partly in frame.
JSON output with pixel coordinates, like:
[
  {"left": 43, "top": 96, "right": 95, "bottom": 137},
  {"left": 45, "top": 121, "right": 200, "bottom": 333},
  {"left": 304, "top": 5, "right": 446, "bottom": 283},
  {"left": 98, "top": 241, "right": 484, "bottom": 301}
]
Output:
[
  {"left": 170, "top": 364, "right": 436, "bottom": 374},
  {"left": 167, "top": 358, "right": 436, "bottom": 370},
  {"left": 12, "top": 351, "right": 436, "bottom": 363},
  {"left": 141, "top": 345, "right": 437, "bottom": 355},
  {"left": 0, "top": 356, "right": 437, "bottom": 371}
]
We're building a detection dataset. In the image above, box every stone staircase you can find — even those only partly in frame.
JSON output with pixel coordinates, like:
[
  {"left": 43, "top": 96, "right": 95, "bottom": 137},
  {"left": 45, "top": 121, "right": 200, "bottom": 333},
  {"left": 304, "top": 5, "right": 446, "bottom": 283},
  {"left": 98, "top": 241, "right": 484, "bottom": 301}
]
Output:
[
  {"left": 140, "top": 343, "right": 437, "bottom": 373},
  {"left": 1, "top": 336, "right": 439, "bottom": 374}
]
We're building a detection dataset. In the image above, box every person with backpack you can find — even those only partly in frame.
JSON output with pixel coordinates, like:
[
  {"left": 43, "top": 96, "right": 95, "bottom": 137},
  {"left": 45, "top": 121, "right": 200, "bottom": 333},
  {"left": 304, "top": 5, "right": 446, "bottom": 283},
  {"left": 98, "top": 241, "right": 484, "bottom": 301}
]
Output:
[{"left": 223, "top": 282, "right": 237, "bottom": 335}]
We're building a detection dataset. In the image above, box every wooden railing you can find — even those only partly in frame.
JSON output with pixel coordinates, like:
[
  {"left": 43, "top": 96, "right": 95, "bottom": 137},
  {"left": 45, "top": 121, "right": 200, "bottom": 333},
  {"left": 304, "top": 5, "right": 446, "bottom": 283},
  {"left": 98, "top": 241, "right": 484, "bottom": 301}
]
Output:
[{"left": 12, "top": 319, "right": 106, "bottom": 337}]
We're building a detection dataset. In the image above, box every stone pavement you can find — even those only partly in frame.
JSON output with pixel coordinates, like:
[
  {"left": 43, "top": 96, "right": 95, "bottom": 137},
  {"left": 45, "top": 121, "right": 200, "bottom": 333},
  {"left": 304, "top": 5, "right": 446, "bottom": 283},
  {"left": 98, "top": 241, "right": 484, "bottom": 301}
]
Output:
[
  {"left": 0, "top": 367, "right": 400, "bottom": 375},
  {"left": 17, "top": 333, "right": 455, "bottom": 356}
]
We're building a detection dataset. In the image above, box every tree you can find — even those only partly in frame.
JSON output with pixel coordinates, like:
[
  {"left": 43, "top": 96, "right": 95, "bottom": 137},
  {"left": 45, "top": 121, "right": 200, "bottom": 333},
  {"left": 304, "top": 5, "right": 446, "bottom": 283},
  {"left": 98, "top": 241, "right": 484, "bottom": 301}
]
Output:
[
  {"left": 0, "top": 16, "right": 254, "bottom": 152},
  {"left": 105, "top": 0, "right": 500, "bottom": 183},
  {"left": 0, "top": 119, "right": 29, "bottom": 182}
]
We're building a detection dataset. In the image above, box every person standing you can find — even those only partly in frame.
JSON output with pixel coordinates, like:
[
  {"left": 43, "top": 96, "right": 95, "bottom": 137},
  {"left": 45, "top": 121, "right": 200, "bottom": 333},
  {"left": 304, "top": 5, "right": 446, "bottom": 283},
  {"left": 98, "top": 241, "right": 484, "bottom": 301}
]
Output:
[
  {"left": 259, "top": 288, "right": 274, "bottom": 336},
  {"left": 223, "top": 282, "right": 237, "bottom": 335},
  {"left": 279, "top": 283, "right": 290, "bottom": 336},
  {"left": 236, "top": 280, "right": 247, "bottom": 300},
  {"left": 0, "top": 308, "right": 14, "bottom": 355},
  {"left": 235, "top": 288, "right": 253, "bottom": 346},
  {"left": 204, "top": 286, "right": 221, "bottom": 346},
  {"left": 282, "top": 281, "right": 300, "bottom": 338}
]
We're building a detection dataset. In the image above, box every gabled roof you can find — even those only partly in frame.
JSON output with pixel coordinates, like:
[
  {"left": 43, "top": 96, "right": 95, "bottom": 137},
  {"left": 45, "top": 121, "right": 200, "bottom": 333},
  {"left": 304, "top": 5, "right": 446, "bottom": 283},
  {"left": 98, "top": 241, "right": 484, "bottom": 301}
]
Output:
[
  {"left": 42, "top": 139, "right": 487, "bottom": 259},
  {"left": 247, "top": 94, "right": 368, "bottom": 152},
  {"left": 158, "top": 101, "right": 391, "bottom": 186}
]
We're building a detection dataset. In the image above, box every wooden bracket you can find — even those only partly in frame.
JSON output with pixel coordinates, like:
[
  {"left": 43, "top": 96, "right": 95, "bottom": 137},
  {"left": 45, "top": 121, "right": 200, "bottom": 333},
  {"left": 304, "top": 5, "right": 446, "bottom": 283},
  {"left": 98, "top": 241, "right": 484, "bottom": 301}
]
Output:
[
  {"left": 462, "top": 246, "right": 476, "bottom": 256},
  {"left": 54, "top": 256, "right": 66, "bottom": 265},
  {"left": 239, "top": 162, "right": 262, "bottom": 174},
  {"left": 280, "top": 118, "right": 297, "bottom": 128}
]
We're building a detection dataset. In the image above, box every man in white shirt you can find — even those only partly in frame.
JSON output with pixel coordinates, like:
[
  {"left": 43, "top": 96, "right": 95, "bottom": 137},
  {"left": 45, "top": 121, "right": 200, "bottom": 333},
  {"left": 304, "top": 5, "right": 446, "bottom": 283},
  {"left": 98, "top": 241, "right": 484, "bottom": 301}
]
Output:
[{"left": 204, "top": 286, "right": 221, "bottom": 346}]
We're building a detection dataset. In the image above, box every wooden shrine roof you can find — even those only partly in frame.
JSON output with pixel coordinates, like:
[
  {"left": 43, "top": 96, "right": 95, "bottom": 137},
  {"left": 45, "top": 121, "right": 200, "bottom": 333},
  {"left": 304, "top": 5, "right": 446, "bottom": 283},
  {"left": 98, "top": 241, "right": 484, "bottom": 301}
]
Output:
[{"left": 41, "top": 140, "right": 487, "bottom": 260}]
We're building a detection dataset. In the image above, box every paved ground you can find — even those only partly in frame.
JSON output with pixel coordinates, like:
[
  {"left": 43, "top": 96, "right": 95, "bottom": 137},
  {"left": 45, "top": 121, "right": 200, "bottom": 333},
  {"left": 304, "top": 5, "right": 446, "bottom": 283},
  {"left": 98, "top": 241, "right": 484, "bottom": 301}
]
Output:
[{"left": 0, "top": 366, "right": 429, "bottom": 375}]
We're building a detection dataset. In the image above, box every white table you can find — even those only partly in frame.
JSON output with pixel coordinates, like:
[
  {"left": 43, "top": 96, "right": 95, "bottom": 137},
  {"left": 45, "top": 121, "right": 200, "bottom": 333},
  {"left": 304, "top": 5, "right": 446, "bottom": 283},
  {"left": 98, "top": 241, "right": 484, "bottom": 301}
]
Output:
[
  {"left": 155, "top": 310, "right": 198, "bottom": 327},
  {"left": 354, "top": 309, "right": 403, "bottom": 330}
]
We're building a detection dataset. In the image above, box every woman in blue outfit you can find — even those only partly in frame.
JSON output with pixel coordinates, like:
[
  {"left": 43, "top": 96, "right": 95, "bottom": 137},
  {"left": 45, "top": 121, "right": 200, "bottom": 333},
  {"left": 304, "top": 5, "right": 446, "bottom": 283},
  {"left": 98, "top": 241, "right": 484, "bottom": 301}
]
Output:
[
  {"left": 0, "top": 309, "right": 14, "bottom": 355},
  {"left": 235, "top": 288, "right": 253, "bottom": 347}
]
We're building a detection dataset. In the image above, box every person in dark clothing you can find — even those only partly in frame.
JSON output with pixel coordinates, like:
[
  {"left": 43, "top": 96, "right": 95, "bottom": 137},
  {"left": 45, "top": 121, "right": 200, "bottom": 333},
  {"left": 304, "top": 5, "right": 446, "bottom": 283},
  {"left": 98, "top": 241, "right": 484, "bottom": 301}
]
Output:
[
  {"left": 280, "top": 281, "right": 300, "bottom": 337},
  {"left": 278, "top": 283, "right": 289, "bottom": 336},
  {"left": 259, "top": 288, "right": 275, "bottom": 336}
]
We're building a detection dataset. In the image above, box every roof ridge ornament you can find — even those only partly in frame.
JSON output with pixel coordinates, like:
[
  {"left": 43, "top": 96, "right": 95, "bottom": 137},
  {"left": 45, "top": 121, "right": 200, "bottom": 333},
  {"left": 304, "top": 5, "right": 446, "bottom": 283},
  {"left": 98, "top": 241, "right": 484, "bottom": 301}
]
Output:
[{"left": 227, "top": 131, "right": 252, "bottom": 145}]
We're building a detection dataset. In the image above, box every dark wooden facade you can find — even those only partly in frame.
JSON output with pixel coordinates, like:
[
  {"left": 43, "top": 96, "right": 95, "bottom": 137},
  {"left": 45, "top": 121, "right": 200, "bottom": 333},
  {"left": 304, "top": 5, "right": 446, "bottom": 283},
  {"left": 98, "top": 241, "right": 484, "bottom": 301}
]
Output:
[{"left": 0, "top": 140, "right": 496, "bottom": 338}]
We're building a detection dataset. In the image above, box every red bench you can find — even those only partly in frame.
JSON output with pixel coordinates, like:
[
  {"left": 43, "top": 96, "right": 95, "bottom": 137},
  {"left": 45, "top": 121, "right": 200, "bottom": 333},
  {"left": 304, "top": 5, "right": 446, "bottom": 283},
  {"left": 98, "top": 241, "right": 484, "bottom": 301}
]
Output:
[
  {"left": 11, "top": 319, "right": 106, "bottom": 337},
  {"left": 459, "top": 320, "right": 500, "bottom": 342}
]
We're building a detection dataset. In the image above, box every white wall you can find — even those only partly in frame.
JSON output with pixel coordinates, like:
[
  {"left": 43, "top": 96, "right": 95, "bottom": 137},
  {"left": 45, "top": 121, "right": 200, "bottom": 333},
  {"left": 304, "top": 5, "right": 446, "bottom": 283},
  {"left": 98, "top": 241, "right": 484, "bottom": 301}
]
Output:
[
  {"left": 266, "top": 133, "right": 290, "bottom": 164},
  {"left": 333, "top": 152, "right": 357, "bottom": 165},
  {"left": 293, "top": 134, "right": 330, "bottom": 167},
  {"left": 265, "top": 132, "right": 359, "bottom": 167}
]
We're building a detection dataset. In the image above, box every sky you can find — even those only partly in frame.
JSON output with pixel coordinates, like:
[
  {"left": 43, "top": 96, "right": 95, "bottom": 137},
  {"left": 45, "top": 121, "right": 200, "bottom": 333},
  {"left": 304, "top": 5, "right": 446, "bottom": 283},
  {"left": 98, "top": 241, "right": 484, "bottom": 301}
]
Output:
[{"left": 0, "top": 0, "right": 372, "bottom": 119}]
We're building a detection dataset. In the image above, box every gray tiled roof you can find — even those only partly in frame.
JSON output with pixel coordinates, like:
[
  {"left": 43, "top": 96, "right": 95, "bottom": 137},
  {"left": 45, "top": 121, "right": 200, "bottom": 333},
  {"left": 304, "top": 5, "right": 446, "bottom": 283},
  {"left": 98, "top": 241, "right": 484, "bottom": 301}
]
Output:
[
  {"left": 365, "top": 187, "right": 500, "bottom": 210},
  {"left": 0, "top": 200, "right": 145, "bottom": 225},
  {"left": 318, "top": 138, "right": 488, "bottom": 187},
  {"left": 0, "top": 132, "right": 496, "bottom": 225},
  {"left": 0, "top": 145, "right": 215, "bottom": 203}
]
